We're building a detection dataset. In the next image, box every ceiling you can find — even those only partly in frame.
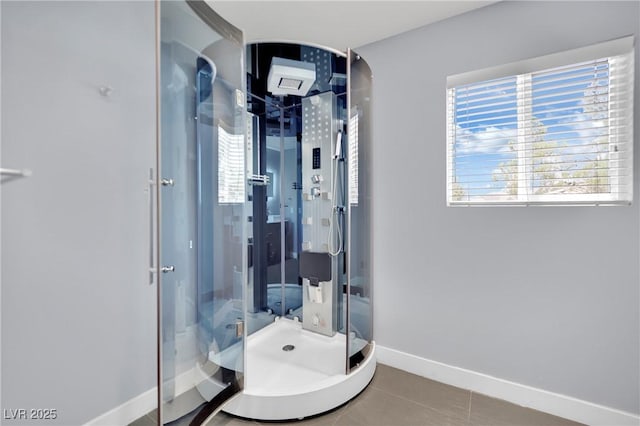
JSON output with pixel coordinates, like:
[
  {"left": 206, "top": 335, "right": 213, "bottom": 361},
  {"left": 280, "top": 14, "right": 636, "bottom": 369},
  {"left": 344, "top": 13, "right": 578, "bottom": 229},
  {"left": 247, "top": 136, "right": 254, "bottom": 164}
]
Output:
[{"left": 207, "top": 1, "right": 497, "bottom": 52}]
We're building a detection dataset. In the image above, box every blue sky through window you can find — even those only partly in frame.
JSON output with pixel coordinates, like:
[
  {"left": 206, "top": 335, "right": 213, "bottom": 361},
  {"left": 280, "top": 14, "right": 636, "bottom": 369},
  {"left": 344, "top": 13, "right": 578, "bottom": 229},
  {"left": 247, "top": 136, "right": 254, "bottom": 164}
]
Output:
[{"left": 451, "top": 60, "right": 610, "bottom": 199}]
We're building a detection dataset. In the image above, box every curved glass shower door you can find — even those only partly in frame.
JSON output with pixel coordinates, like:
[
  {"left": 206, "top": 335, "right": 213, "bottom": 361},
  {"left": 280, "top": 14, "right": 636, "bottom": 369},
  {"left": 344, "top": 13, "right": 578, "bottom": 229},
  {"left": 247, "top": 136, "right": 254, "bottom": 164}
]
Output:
[
  {"left": 158, "top": 1, "right": 246, "bottom": 424},
  {"left": 347, "top": 49, "right": 373, "bottom": 371}
]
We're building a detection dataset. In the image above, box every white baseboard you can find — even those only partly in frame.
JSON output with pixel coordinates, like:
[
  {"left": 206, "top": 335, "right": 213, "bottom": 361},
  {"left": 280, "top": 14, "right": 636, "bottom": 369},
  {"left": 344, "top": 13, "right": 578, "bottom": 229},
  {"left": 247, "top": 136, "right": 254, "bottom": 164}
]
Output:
[
  {"left": 84, "top": 387, "right": 157, "bottom": 426},
  {"left": 377, "top": 345, "right": 639, "bottom": 426},
  {"left": 85, "top": 346, "right": 639, "bottom": 426},
  {"left": 83, "top": 368, "right": 199, "bottom": 426}
]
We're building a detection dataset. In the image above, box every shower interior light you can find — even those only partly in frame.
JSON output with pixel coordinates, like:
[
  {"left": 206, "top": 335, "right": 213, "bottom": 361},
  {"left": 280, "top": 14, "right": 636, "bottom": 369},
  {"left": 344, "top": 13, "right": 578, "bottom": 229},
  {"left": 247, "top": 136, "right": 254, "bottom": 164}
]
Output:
[
  {"left": 267, "top": 57, "right": 316, "bottom": 96},
  {"left": 278, "top": 77, "right": 303, "bottom": 91}
]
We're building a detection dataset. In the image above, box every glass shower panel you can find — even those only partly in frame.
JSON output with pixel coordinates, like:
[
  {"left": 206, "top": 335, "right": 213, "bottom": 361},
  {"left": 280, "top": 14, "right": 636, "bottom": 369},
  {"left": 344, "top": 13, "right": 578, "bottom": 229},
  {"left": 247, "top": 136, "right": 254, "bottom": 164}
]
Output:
[
  {"left": 334, "top": 93, "right": 348, "bottom": 339},
  {"left": 264, "top": 106, "right": 284, "bottom": 316},
  {"left": 281, "top": 106, "right": 303, "bottom": 320},
  {"left": 159, "top": 1, "right": 245, "bottom": 424},
  {"left": 246, "top": 97, "right": 265, "bottom": 331},
  {"left": 247, "top": 100, "right": 303, "bottom": 330},
  {"left": 347, "top": 49, "right": 373, "bottom": 369}
]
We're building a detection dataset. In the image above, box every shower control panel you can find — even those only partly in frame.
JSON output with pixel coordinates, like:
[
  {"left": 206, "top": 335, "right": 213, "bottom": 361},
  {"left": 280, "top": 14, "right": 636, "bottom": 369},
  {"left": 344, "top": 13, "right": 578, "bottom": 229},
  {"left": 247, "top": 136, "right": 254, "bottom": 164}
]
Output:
[
  {"left": 312, "top": 148, "right": 321, "bottom": 169},
  {"left": 301, "top": 92, "right": 337, "bottom": 255},
  {"left": 301, "top": 92, "right": 339, "bottom": 337}
]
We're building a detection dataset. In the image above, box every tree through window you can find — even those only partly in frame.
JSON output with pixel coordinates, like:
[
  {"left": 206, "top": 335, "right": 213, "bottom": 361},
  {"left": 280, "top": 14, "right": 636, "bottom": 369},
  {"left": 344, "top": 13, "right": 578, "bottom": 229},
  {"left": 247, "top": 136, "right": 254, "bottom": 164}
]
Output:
[{"left": 446, "top": 37, "right": 634, "bottom": 206}]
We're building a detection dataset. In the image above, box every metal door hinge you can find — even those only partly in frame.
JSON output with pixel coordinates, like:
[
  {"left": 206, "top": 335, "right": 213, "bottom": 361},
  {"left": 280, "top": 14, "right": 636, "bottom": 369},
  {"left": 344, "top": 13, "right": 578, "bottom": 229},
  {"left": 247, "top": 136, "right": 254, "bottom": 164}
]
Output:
[
  {"left": 235, "top": 320, "right": 244, "bottom": 338},
  {"left": 235, "top": 89, "right": 245, "bottom": 109}
]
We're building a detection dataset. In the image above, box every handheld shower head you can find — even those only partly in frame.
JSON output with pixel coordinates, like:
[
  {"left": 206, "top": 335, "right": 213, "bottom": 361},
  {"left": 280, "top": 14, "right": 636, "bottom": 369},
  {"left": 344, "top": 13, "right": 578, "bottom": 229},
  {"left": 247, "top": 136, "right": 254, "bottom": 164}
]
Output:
[{"left": 334, "top": 130, "right": 343, "bottom": 160}]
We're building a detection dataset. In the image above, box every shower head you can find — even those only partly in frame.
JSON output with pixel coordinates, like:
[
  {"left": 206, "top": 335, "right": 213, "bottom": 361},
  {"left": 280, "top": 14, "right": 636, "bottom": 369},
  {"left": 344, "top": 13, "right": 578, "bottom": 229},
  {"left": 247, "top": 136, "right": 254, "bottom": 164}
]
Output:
[{"left": 267, "top": 57, "right": 316, "bottom": 97}]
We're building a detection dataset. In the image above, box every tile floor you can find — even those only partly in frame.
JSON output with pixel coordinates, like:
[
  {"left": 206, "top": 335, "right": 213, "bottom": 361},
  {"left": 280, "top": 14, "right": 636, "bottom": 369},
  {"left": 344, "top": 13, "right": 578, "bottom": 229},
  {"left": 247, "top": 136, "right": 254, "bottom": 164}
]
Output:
[{"left": 131, "top": 364, "right": 582, "bottom": 426}]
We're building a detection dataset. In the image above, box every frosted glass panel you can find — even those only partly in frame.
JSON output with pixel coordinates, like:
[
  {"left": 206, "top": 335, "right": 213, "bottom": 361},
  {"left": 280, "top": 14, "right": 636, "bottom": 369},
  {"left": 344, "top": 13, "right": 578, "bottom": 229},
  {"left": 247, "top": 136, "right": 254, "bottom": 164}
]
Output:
[
  {"left": 347, "top": 50, "right": 373, "bottom": 367},
  {"left": 159, "top": 1, "right": 245, "bottom": 423}
]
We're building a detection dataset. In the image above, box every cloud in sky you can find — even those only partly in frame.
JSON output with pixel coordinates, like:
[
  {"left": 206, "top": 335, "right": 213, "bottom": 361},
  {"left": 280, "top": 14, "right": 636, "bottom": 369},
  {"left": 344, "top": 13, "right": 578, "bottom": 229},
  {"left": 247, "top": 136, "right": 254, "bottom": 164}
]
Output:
[
  {"left": 555, "top": 113, "right": 608, "bottom": 140},
  {"left": 455, "top": 125, "right": 516, "bottom": 155}
]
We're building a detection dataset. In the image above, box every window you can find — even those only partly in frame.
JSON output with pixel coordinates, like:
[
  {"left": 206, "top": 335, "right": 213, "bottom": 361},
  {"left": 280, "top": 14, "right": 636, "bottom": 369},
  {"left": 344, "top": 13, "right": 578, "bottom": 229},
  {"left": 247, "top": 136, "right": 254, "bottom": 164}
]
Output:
[
  {"left": 218, "top": 125, "right": 245, "bottom": 204},
  {"left": 349, "top": 110, "right": 359, "bottom": 205},
  {"left": 447, "top": 37, "right": 634, "bottom": 206}
]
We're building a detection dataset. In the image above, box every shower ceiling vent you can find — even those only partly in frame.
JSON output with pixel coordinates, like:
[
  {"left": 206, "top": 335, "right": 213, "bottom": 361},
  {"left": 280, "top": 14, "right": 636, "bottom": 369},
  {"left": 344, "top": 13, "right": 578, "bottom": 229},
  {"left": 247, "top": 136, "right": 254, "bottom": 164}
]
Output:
[{"left": 267, "top": 57, "right": 316, "bottom": 96}]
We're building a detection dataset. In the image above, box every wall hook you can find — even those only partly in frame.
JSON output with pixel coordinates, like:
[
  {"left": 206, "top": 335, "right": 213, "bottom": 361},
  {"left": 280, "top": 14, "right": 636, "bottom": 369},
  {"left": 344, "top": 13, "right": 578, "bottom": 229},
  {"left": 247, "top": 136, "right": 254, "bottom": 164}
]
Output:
[{"left": 98, "top": 86, "right": 114, "bottom": 97}]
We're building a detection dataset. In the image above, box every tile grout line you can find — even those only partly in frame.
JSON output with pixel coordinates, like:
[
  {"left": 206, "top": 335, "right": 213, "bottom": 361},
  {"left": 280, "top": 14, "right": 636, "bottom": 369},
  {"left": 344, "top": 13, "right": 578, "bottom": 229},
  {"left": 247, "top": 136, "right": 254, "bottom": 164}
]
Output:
[
  {"left": 332, "top": 394, "right": 355, "bottom": 425},
  {"left": 331, "top": 411, "right": 341, "bottom": 426},
  {"left": 468, "top": 391, "right": 473, "bottom": 421},
  {"left": 328, "top": 404, "right": 343, "bottom": 425},
  {"left": 370, "top": 381, "right": 469, "bottom": 417},
  {"left": 369, "top": 382, "right": 423, "bottom": 406}
]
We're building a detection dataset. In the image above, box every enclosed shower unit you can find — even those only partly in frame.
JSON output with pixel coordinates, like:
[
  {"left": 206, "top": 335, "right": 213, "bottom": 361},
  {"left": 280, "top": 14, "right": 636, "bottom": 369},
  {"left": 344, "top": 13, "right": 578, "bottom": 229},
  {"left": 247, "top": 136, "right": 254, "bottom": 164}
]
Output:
[{"left": 157, "top": 2, "right": 373, "bottom": 424}]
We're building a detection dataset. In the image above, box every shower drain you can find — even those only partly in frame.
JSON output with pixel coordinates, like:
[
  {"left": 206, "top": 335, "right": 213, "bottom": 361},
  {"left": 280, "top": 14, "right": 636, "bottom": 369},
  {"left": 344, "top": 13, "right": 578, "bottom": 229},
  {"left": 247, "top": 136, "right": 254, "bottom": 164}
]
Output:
[{"left": 282, "top": 344, "right": 295, "bottom": 352}]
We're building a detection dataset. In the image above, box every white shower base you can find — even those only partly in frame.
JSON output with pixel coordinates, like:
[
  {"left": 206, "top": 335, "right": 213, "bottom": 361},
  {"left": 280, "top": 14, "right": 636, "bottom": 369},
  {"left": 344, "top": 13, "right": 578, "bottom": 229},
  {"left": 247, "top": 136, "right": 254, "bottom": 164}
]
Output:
[{"left": 221, "top": 317, "right": 376, "bottom": 420}]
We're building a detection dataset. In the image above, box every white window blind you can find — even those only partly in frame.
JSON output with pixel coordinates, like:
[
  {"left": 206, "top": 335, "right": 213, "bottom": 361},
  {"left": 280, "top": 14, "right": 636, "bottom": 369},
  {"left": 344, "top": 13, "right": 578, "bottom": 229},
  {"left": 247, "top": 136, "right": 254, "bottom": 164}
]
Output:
[
  {"left": 447, "top": 37, "right": 634, "bottom": 206},
  {"left": 218, "top": 125, "right": 245, "bottom": 204},
  {"left": 349, "top": 111, "right": 359, "bottom": 205}
]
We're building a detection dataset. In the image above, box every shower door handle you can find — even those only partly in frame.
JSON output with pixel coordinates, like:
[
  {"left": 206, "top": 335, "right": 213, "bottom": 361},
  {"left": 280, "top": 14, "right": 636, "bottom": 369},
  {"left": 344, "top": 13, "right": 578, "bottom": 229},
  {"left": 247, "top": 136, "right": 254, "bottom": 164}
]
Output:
[
  {"left": 147, "top": 168, "right": 157, "bottom": 285},
  {"left": 161, "top": 265, "right": 175, "bottom": 273}
]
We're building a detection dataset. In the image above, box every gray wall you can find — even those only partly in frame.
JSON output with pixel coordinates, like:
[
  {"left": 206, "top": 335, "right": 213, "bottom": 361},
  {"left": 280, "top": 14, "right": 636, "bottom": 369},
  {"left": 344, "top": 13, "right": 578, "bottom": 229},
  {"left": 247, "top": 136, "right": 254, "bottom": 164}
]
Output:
[
  {"left": 358, "top": 1, "right": 639, "bottom": 415},
  {"left": 1, "top": 2, "right": 156, "bottom": 424}
]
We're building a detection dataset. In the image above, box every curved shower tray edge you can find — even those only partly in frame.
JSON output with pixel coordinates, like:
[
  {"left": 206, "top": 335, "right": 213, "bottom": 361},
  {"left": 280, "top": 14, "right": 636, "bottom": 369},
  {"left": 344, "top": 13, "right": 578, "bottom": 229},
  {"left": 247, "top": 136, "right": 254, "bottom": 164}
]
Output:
[{"left": 221, "top": 342, "right": 376, "bottom": 421}]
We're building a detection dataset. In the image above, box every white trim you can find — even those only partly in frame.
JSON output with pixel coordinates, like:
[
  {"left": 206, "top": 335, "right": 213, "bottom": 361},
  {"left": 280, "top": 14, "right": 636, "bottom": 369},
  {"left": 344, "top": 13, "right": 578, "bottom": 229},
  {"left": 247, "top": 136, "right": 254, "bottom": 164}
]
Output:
[
  {"left": 377, "top": 345, "right": 640, "bottom": 426},
  {"left": 83, "top": 367, "right": 199, "bottom": 425},
  {"left": 83, "top": 387, "right": 157, "bottom": 426},
  {"left": 447, "top": 36, "right": 634, "bottom": 88}
]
